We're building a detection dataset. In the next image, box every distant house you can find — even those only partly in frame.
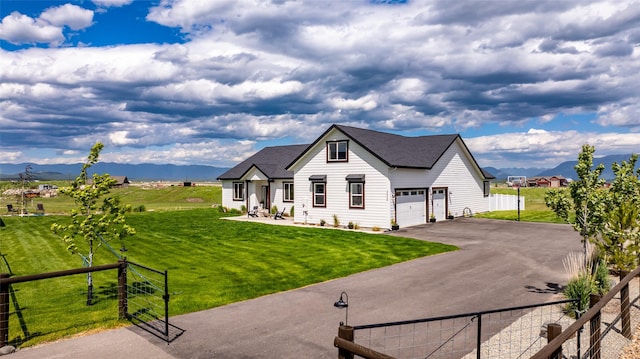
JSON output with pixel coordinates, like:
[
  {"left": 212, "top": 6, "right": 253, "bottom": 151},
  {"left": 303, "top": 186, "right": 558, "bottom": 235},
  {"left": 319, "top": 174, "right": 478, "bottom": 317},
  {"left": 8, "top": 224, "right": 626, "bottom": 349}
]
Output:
[
  {"left": 218, "top": 124, "right": 495, "bottom": 229},
  {"left": 86, "top": 176, "right": 130, "bottom": 188},
  {"left": 111, "top": 176, "right": 130, "bottom": 188},
  {"left": 527, "top": 176, "right": 567, "bottom": 188}
]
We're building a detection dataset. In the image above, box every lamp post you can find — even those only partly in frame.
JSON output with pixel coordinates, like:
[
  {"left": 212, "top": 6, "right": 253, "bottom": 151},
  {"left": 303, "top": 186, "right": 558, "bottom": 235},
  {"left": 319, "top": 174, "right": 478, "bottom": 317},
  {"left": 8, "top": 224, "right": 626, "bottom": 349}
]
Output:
[{"left": 334, "top": 291, "right": 349, "bottom": 326}]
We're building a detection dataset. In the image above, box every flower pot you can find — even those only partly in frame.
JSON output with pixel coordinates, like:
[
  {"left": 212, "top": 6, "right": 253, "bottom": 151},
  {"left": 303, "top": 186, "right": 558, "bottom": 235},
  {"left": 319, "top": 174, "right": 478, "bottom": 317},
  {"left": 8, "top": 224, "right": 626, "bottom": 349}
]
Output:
[
  {"left": 429, "top": 218, "right": 436, "bottom": 223},
  {"left": 447, "top": 215, "right": 454, "bottom": 220},
  {"left": 391, "top": 224, "right": 399, "bottom": 230}
]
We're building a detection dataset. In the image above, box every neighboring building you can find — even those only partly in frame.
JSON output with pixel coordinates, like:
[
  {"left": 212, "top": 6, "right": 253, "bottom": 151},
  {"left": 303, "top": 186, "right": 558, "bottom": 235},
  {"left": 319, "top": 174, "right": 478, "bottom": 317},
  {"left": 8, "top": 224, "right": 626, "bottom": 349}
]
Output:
[
  {"left": 87, "top": 176, "right": 130, "bottom": 188},
  {"left": 112, "top": 176, "right": 130, "bottom": 188},
  {"left": 218, "top": 124, "right": 495, "bottom": 229},
  {"left": 526, "top": 176, "right": 567, "bottom": 188}
]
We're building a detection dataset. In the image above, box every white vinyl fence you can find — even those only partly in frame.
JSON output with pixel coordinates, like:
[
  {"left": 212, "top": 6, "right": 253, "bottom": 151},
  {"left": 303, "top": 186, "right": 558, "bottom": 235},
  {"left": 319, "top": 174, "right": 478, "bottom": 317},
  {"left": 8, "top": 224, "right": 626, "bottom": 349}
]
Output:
[{"left": 489, "top": 193, "right": 525, "bottom": 211}]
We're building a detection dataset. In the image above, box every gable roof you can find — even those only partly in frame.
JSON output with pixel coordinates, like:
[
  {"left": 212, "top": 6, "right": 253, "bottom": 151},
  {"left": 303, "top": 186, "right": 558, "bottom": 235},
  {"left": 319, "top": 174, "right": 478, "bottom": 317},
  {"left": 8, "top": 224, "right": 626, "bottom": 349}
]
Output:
[
  {"left": 217, "top": 144, "right": 307, "bottom": 180},
  {"left": 330, "top": 124, "right": 459, "bottom": 169},
  {"left": 289, "top": 124, "right": 494, "bottom": 179}
]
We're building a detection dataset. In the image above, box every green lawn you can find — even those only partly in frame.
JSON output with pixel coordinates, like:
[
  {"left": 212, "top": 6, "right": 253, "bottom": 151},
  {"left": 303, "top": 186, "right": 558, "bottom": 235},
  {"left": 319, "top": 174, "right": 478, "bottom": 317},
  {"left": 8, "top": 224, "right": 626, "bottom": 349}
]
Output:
[
  {"left": 1, "top": 182, "right": 222, "bottom": 214},
  {"left": 474, "top": 186, "right": 567, "bottom": 223},
  {"left": 0, "top": 209, "right": 456, "bottom": 347}
]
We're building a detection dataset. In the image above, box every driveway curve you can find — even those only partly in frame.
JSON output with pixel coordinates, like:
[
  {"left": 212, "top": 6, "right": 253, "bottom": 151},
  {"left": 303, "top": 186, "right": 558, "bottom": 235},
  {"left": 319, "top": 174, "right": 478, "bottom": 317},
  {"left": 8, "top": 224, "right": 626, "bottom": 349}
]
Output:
[{"left": 11, "top": 218, "right": 582, "bottom": 358}]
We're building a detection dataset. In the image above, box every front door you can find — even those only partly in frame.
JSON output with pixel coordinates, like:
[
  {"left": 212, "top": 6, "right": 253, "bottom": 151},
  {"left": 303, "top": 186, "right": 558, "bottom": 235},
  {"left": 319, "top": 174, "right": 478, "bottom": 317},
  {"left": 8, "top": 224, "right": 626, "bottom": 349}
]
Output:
[
  {"left": 431, "top": 188, "right": 446, "bottom": 221},
  {"left": 261, "top": 185, "right": 269, "bottom": 210}
]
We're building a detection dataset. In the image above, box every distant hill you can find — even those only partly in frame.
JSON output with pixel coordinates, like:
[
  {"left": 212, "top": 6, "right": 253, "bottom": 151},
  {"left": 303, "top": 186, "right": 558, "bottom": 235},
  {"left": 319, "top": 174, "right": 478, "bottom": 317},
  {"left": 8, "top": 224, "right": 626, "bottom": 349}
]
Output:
[
  {"left": 484, "top": 167, "right": 548, "bottom": 180},
  {"left": 536, "top": 154, "right": 638, "bottom": 181},
  {"left": 0, "top": 163, "right": 229, "bottom": 182}
]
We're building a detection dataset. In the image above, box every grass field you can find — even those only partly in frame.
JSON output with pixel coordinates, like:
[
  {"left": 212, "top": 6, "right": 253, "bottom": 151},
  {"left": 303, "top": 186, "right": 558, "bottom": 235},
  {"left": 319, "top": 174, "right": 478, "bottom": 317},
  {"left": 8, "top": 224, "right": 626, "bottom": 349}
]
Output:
[
  {"left": 1, "top": 182, "right": 222, "bottom": 214},
  {"left": 474, "top": 186, "right": 567, "bottom": 223},
  {"left": 0, "top": 209, "right": 456, "bottom": 347}
]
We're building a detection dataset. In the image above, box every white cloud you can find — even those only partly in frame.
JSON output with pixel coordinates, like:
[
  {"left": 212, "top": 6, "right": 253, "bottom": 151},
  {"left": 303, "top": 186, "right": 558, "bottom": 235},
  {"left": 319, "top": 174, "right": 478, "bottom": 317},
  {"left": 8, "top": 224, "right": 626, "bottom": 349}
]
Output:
[
  {"left": 40, "top": 4, "right": 94, "bottom": 31},
  {"left": 466, "top": 129, "right": 640, "bottom": 168},
  {"left": 92, "top": 0, "right": 135, "bottom": 8},
  {"left": 0, "top": 12, "right": 64, "bottom": 45}
]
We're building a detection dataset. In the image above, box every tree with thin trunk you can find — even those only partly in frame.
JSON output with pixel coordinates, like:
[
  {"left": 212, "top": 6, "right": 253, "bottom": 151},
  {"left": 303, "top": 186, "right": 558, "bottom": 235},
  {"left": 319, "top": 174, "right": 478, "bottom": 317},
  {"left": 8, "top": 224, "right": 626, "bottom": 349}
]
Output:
[
  {"left": 545, "top": 144, "right": 608, "bottom": 265},
  {"left": 51, "top": 143, "right": 136, "bottom": 305}
]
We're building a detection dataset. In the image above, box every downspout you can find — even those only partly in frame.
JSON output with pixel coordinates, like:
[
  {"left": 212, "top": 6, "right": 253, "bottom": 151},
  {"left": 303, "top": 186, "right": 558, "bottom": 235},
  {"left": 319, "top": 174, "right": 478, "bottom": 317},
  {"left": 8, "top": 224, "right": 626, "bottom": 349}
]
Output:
[{"left": 245, "top": 179, "right": 250, "bottom": 216}]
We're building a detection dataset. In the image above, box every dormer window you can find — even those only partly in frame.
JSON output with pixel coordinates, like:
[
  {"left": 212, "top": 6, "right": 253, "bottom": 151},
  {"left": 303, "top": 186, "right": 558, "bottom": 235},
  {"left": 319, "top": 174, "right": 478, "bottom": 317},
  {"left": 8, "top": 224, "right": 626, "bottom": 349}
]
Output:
[{"left": 327, "top": 141, "right": 348, "bottom": 162}]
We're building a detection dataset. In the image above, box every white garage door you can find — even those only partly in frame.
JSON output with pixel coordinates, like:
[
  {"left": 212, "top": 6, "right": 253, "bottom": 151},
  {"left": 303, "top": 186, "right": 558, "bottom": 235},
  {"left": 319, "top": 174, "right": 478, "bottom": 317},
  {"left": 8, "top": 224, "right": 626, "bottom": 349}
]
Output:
[{"left": 395, "top": 190, "right": 426, "bottom": 227}]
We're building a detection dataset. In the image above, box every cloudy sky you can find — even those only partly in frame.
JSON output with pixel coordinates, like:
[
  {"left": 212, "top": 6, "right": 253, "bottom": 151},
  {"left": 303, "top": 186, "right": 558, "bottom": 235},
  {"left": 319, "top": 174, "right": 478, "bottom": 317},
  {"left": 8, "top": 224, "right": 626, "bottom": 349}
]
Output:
[{"left": 1, "top": 0, "right": 639, "bottom": 169}]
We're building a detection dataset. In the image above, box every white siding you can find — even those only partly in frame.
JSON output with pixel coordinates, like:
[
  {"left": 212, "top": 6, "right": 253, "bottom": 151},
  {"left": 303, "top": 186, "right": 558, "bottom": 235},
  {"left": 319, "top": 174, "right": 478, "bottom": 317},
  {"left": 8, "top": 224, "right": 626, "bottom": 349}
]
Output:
[
  {"left": 389, "top": 139, "right": 490, "bottom": 220},
  {"left": 290, "top": 128, "right": 392, "bottom": 228},
  {"left": 221, "top": 180, "right": 246, "bottom": 211},
  {"left": 429, "top": 139, "right": 490, "bottom": 217}
]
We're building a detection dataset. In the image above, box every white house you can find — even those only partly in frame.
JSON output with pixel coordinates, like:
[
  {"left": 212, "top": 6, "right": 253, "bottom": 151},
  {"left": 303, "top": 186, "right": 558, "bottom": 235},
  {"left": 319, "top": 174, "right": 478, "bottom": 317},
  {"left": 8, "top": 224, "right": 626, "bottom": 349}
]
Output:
[{"left": 218, "top": 124, "right": 494, "bottom": 229}]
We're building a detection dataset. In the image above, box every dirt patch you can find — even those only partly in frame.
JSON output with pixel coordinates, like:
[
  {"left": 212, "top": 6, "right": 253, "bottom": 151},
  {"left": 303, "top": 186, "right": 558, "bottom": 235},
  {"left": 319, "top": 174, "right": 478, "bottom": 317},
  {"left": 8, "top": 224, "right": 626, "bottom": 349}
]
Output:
[{"left": 185, "top": 198, "right": 204, "bottom": 203}]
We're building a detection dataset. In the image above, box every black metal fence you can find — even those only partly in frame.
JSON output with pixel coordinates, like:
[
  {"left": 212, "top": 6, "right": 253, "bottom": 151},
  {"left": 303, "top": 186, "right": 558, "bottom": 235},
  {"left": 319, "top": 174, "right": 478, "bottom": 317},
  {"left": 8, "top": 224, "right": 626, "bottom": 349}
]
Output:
[
  {"left": 0, "top": 259, "right": 180, "bottom": 348},
  {"left": 335, "top": 299, "right": 578, "bottom": 359}
]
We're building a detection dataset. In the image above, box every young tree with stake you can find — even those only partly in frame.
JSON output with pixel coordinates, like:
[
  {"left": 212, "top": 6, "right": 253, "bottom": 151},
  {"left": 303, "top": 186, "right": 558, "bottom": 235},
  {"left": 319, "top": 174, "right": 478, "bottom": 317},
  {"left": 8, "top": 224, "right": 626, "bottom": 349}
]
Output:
[{"left": 51, "top": 143, "right": 136, "bottom": 305}]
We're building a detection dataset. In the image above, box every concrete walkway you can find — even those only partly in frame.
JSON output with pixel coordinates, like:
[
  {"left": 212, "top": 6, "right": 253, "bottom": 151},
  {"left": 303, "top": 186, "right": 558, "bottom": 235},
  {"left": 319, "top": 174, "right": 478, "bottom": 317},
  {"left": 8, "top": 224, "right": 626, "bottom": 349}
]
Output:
[{"left": 9, "top": 218, "right": 582, "bottom": 358}]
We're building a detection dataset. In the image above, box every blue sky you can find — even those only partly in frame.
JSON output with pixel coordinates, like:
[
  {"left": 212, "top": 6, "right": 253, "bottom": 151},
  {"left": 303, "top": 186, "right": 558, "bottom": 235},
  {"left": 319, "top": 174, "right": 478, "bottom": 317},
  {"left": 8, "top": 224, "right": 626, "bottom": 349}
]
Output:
[{"left": 1, "top": 0, "right": 639, "bottom": 169}]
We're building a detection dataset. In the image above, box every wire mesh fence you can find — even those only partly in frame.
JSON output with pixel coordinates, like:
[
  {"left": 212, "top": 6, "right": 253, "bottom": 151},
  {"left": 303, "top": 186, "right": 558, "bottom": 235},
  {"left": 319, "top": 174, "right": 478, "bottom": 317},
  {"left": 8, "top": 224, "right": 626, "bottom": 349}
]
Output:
[
  {"left": 126, "top": 260, "right": 183, "bottom": 343},
  {"left": 0, "top": 259, "right": 182, "bottom": 349},
  {"left": 347, "top": 300, "right": 578, "bottom": 359},
  {"left": 1, "top": 267, "right": 122, "bottom": 348}
]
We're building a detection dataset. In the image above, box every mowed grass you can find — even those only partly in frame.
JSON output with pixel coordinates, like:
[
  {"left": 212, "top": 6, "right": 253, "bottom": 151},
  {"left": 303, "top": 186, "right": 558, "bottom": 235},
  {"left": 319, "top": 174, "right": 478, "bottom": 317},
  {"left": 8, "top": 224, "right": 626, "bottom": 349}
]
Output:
[
  {"left": 1, "top": 182, "right": 222, "bottom": 214},
  {"left": 474, "top": 187, "right": 567, "bottom": 223},
  {"left": 0, "top": 209, "right": 456, "bottom": 347}
]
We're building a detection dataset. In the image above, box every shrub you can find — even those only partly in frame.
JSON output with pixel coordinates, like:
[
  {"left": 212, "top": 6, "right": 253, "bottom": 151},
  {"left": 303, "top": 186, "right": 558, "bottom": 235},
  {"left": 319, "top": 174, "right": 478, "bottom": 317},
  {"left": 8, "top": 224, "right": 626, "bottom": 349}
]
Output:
[
  {"left": 271, "top": 205, "right": 278, "bottom": 215},
  {"left": 333, "top": 214, "right": 340, "bottom": 228},
  {"left": 564, "top": 273, "right": 595, "bottom": 317},
  {"left": 348, "top": 221, "right": 354, "bottom": 229},
  {"left": 289, "top": 206, "right": 294, "bottom": 217},
  {"left": 372, "top": 226, "right": 381, "bottom": 232},
  {"left": 133, "top": 204, "right": 146, "bottom": 212},
  {"left": 240, "top": 205, "right": 246, "bottom": 213}
]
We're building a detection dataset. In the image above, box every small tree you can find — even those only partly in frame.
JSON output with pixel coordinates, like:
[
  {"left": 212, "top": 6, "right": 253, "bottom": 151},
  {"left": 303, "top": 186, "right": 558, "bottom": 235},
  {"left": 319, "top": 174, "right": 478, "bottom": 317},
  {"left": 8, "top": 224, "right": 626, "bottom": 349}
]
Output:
[
  {"left": 545, "top": 144, "right": 608, "bottom": 265},
  {"left": 596, "top": 154, "right": 640, "bottom": 273},
  {"left": 51, "top": 143, "right": 136, "bottom": 305}
]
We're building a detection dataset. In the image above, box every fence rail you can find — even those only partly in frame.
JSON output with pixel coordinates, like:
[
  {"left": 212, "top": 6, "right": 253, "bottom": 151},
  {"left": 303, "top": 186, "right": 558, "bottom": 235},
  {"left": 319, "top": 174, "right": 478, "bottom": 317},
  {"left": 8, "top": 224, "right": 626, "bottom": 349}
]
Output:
[
  {"left": 0, "top": 259, "right": 179, "bottom": 348},
  {"left": 531, "top": 266, "right": 640, "bottom": 359},
  {"left": 335, "top": 299, "right": 577, "bottom": 359}
]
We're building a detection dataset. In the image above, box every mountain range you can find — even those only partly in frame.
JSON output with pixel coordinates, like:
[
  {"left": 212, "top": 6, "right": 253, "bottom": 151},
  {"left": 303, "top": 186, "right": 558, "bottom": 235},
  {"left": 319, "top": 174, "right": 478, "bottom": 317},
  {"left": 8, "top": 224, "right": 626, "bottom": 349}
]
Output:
[
  {"left": 0, "top": 163, "right": 229, "bottom": 182},
  {"left": 484, "top": 154, "right": 638, "bottom": 181},
  {"left": 0, "top": 153, "right": 636, "bottom": 182}
]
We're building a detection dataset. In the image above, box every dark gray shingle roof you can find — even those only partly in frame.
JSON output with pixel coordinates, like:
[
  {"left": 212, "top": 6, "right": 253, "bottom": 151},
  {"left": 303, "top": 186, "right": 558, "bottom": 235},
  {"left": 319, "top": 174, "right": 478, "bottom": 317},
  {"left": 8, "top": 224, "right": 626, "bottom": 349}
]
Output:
[
  {"left": 219, "top": 124, "right": 494, "bottom": 181},
  {"left": 217, "top": 144, "right": 308, "bottom": 180},
  {"left": 333, "top": 125, "right": 458, "bottom": 168}
]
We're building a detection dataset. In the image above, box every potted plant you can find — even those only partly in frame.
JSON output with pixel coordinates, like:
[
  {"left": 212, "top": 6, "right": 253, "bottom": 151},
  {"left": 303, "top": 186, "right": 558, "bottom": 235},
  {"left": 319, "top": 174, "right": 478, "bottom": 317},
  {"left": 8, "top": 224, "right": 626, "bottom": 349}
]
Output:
[
  {"left": 429, "top": 213, "right": 437, "bottom": 223},
  {"left": 320, "top": 219, "right": 326, "bottom": 226},
  {"left": 391, "top": 218, "right": 399, "bottom": 230},
  {"left": 447, "top": 211, "right": 454, "bottom": 220}
]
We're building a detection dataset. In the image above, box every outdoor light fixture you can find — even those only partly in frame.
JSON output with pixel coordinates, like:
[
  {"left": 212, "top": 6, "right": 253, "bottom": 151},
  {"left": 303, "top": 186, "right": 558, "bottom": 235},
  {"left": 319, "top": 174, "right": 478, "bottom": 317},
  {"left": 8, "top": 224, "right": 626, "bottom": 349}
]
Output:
[{"left": 334, "top": 291, "right": 349, "bottom": 326}]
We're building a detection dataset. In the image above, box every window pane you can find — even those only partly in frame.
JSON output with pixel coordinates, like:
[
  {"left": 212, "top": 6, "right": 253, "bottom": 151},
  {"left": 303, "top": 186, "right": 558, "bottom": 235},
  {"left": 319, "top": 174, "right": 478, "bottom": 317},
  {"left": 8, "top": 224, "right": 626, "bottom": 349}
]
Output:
[
  {"left": 315, "top": 194, "right": 325, "bottom": 205},
  {"left": 351, "top": 196, "right": 362, "bottom": 206},
  {"left": 338, "top": 142, "right": 347, "bottom": 160},
  {"left": 328, "top": 143, "right": 337, "bottom": 160}
]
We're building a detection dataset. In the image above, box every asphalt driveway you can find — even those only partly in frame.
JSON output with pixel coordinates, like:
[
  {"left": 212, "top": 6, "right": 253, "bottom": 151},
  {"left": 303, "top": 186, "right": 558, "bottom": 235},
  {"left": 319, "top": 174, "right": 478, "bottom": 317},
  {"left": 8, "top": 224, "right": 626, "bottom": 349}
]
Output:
[{"left": 11, "top": 218, "right": 583, "bottom": 358}]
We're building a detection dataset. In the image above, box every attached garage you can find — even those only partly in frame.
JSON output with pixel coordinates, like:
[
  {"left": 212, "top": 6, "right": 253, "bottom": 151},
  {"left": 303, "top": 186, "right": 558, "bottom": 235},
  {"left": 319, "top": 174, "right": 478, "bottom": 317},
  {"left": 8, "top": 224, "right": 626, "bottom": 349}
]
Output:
[{"left": 395, "top": 189, "right": 427, "bottom": 227}]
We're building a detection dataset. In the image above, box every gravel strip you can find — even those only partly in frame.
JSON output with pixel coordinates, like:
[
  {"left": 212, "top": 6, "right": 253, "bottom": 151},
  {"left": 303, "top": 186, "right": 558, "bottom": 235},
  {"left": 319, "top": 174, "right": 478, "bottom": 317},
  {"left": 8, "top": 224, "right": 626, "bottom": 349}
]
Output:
[{"left": 462, "top": 277, "right": 640, "bottom": 359}]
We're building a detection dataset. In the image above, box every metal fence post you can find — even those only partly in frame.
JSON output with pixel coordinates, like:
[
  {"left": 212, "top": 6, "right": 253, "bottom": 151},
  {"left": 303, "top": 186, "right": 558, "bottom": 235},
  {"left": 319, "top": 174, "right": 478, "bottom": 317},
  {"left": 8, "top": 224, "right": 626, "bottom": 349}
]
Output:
[
  {"left": 547, "top": 323, "right": 562, "bottom": 359},
  {"left": 338, "top": 325, "right": 354, "bottom": 359},
  {"left": 620, "top": 271, "right": 631, "bottom": 339},
  {"left": 118, "top": 259, "right": 127, "bottom": 319},
  {"left": 589, "top": 294, "right": 602, "bottom": 359},
  {"left": 0, "top": 273, "right": 9, "bottom": 347},
  {"left": 476, "top": 313, "right": 482, "bottom": 359}
]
